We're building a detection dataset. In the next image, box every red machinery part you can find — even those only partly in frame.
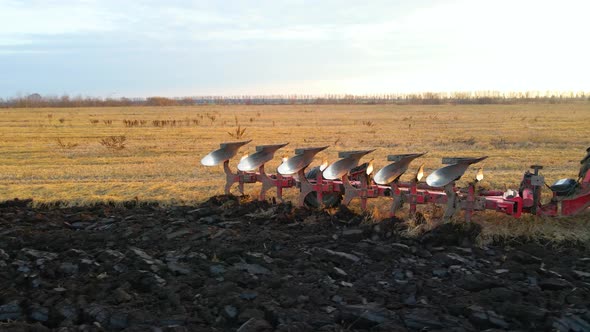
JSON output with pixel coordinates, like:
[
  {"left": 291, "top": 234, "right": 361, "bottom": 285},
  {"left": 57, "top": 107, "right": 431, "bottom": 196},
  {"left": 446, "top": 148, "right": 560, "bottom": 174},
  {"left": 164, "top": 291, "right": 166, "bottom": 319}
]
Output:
[
  {"left": 561, "top": 193, "right": 590, "bottom": 216},
  {"left": 205, "top": 145, "right": 590, "bottom": 221},
  {"left": 521, "top": 188, "right": 534, "bottom": 207}
]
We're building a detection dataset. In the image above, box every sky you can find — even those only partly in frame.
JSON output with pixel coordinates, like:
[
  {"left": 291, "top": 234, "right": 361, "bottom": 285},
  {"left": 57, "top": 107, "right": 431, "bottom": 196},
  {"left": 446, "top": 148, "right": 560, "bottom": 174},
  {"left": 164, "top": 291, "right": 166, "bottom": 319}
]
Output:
[{"left": 1, "top": 0, "right": 589, "bottom": 98}]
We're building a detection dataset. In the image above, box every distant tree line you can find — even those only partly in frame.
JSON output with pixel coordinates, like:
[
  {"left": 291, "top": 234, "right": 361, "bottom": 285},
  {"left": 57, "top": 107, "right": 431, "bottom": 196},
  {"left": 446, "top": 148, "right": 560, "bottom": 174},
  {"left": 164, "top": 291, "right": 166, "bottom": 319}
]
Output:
[{"left": 1, "top": 91, "right": 588, "bottom": 108}]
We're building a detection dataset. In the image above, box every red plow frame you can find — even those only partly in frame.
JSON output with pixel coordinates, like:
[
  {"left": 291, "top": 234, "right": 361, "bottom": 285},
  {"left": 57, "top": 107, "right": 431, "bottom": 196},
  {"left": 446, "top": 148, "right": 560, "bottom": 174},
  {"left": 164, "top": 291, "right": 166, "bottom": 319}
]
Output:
[{"left": 201, "top": 143, "right": 590, "bottom": 221}]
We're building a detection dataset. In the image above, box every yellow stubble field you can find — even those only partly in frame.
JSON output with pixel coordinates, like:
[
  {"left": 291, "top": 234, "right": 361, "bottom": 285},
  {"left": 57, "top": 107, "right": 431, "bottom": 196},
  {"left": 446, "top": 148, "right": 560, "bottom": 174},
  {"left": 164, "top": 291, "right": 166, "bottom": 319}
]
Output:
[
  {"left": 2, "top": 103, "right": 590, "bottom": 243},
  {"left": 0, "top": 104, "right": 590, "bottom": 204},
  {"left": 1, "top": 103, "right": 589, "bottom": 205}
]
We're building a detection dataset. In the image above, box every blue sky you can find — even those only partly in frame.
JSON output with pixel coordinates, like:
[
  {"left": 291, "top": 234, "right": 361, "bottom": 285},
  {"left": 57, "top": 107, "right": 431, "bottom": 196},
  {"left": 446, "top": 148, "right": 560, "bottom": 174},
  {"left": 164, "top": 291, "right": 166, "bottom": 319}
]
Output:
[{"left": 1, "top": 0, "right": 589, "bottom": 98}]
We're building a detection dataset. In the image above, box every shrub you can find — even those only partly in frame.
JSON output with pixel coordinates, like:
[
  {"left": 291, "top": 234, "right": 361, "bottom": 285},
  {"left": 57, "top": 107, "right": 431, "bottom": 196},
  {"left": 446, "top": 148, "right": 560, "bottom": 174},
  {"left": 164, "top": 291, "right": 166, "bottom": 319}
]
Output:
[
  {"left": 56, "top": 138, "right": 78, "bottom": 149},
  {"left": 99, "top": 136, "right": 126, "bottom": 150},
  {"left": 228, "top": 125, "right": 246, "bottom": 139}
]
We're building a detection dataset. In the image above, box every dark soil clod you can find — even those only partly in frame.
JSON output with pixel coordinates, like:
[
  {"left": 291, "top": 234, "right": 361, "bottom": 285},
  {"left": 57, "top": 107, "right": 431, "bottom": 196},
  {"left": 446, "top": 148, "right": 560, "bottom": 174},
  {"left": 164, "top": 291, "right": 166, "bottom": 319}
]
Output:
[{"left": 0, "top": 197, "right": 588, "bottom": 331}]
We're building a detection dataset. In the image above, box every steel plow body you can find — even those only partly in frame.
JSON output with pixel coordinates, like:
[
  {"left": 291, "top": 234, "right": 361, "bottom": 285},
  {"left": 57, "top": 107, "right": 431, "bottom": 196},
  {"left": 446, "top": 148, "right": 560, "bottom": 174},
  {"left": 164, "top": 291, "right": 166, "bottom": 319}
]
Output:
[{"left": 201, "top": 143, "right": 590, "bottom": 221}]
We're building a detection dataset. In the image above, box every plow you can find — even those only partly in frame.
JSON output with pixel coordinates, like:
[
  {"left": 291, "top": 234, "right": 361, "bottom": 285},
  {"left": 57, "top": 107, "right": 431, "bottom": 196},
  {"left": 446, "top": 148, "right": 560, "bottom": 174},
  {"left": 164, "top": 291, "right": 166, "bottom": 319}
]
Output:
[{"left": 201, "top": 141, "right": 590, "bottom": 221}]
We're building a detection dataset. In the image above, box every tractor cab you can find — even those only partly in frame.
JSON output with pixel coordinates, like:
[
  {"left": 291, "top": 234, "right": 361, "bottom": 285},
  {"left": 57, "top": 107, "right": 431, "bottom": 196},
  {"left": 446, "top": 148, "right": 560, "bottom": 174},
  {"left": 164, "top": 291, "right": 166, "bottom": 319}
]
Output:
[
  {"left": 550, "top": 178, "right": 578, "bottom": 197},
  {"left": 548, "top": 146, "right": 590, "bottom": 197}
]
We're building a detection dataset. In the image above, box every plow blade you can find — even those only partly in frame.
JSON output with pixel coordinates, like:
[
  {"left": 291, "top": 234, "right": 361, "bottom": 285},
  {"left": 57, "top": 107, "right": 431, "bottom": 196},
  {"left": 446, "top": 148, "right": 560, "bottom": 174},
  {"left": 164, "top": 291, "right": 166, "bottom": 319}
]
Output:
[
  {"left": 277, "top": 146, "right": 328, "bottom": 175},
  {"left": 426, "top": 156, "right": 488, "bottom": 187},
  {"left": 374, "top": 153, "right": 425, "bottom": 185},
  {"left": 201, "top": 140, "right": 252, "bottom": 166},
  {"left": 323, "top": 150, "right": 375, "bottom": 180},
  {"left": 426, "top": 163, "right": 471, "bottom": 187},
  {"left": 237, "top": 143, "right": 288, "bottom": 171}
]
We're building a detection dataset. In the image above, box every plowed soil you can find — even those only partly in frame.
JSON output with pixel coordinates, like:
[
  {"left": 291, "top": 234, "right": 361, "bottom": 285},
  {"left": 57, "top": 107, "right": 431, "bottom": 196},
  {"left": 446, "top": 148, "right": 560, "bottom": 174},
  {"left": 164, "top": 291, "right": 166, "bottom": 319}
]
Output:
[{"left": 1, "top": 197, "right": 589, "bottom": 331}]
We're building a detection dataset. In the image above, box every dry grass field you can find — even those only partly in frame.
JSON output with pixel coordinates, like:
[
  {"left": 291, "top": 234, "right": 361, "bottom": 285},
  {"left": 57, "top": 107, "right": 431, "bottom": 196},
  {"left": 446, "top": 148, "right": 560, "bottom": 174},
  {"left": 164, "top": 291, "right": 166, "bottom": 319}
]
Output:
[
  {"left": 1, "top": 103, "right": 590, "bottom": 242},
  {"left": 1, "top": 104, "right": 589, "bottom": 203}
]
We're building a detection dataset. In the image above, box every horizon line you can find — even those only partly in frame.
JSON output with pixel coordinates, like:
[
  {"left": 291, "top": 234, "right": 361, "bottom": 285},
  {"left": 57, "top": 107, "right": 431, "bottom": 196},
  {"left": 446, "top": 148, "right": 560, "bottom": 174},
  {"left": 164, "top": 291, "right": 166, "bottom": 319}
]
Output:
[{"left": 5, "top": 89, "right": 590, "bottom": 100}]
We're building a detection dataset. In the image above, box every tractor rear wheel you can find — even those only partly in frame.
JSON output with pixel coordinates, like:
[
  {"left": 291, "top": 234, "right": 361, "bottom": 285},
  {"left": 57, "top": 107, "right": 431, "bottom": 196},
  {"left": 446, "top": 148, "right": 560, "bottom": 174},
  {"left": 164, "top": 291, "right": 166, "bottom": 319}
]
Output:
[
  {"left": 303, "top": 191, "right": 342, "bottom": 208},
  {"left": 303, "top": 166, "right": 343, "bottom": 208}
]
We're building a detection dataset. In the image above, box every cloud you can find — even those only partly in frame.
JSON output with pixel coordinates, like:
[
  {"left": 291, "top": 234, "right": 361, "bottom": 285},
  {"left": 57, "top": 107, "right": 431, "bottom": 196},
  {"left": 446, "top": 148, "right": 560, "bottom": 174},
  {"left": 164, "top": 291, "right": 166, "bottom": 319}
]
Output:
[
  {"left": 1, "top": 0, "right": 589, "bottom": 96},
  {"left": 0, "top": 37, "right": 33, "bottom": 46},
  {"left": 0, "top": 1, "right": 421, "bottom": 47},
  {"left": 0, "top": 0, "right": 124, "bottom": 35}
]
